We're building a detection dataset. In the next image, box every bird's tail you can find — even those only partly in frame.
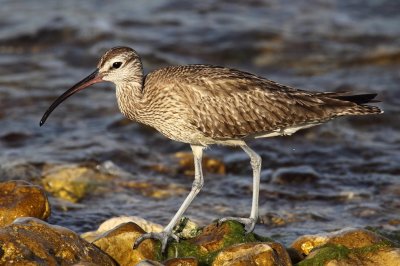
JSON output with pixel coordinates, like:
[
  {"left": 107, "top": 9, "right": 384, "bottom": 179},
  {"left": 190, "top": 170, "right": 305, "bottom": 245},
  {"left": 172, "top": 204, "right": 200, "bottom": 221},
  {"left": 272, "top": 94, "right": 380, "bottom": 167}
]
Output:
[{"left": 330, "top": 93, "right": 383, "bottom": 115}]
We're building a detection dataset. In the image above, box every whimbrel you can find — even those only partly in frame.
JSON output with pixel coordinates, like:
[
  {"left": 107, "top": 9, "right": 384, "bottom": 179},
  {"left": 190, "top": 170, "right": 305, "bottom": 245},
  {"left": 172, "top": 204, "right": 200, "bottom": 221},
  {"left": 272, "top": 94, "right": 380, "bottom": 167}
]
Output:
[{"left": 40, "top": 46, "right": 382, "bottom": 251}]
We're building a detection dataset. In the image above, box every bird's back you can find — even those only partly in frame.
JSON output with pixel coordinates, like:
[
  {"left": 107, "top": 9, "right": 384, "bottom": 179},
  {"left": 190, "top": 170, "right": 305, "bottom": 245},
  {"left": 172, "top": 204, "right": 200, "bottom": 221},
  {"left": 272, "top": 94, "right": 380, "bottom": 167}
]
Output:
[{"left": 142, "top": 65, "right": 381, "bottom": 143}]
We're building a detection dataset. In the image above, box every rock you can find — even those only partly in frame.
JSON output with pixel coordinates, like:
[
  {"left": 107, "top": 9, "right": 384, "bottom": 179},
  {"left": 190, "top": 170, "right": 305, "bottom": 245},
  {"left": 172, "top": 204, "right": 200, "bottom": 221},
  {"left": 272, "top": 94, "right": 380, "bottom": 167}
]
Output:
[
  {"left": 164, "top": 257, "right": 198, "bottom": 266},
  {"left": 118, "top": 180, "right": 187, "bottom": 199},
  {"left": 90, "top": 222, "right": 158, "bottom": 266},
  {"left": 212, "top": 242, "right": 291, "bottom": 266},
  {"left": 136, "top": 260, "right": 165, "bottom": 266},
  {"left": 291, "top": 228, "right": 389, "bottom": 255},
  {"left": 298, "top": 243, "right": 400, "bottom": 266},
  {"left": 165, "top": 220, "right": 275, "bottom": 264},
  {"left": 81, "top": 216, "right": 163, "bottom": 242},
  {"left": 271, "top": 165, "right": 319, "bottom": 185},
  {"left": 173, "top": 217, "right": 201, "bottom": 239},
  {"left": 0, "top": 180, "right": 50, "bottom": 227},
  {"left": 42, "top": 164, "right": 114, "bottom": 203},
  {"left": 0, "top": 161, "right": 41, "bottom": 182},
  {"left": 174, "top": 152, "right": 226, "bottom": 175},
  {"left": 0, "top": 217, "right": 116, "bottom": 265},
  {"left": 292, "top": 228, "right": 400, "bottom": 266}
]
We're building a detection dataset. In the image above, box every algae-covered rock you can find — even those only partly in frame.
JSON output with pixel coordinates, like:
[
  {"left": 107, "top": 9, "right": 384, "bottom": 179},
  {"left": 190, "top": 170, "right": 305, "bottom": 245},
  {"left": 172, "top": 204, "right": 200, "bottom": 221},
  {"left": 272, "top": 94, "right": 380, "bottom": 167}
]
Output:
[
  {"left": 0, "top": 217, "right": 116, "bottom": 265},
  {"left": 291, "top": 227, "right": 390, "bottom": 255},
  {"left": 293, "top": 228, "right": 400, "bottom": 266},
  {"left": 42, "top": 164, "right": 114, "bottom": 202},
  {"left": 165, "top": 220, "right": 275, "bottom": 265},
  {"left": 0, "top": 180, "right": 50, "bottom": 227},
  {"left": 90, "top": 222, "right": 159, "bottom": 265}
]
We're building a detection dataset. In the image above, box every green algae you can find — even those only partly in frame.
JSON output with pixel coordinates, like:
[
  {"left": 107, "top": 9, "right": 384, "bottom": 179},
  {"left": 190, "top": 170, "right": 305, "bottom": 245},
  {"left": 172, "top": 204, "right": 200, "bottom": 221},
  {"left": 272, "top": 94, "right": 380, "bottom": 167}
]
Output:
[
  {"left": 296, "top": 241, "right": 394, "bottom": 266},
  {"left": 366, "top": 227, "right": 400, "bottom": 247},
  {"left": 164, "top": 220, "right": 274, "bottom": 265},
  {"left": 297, "top": 244, "right": 350, "bottom": 266}
]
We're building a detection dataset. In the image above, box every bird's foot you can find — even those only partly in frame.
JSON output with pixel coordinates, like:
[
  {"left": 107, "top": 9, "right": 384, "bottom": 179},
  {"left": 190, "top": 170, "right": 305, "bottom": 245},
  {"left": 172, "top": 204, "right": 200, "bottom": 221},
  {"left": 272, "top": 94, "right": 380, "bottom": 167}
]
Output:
[
  {"left": 218, "top": 216, "right": 256, "bottom": 233},
  {"left": 133, "top": 231, "right": 179, "bottom": 253}
]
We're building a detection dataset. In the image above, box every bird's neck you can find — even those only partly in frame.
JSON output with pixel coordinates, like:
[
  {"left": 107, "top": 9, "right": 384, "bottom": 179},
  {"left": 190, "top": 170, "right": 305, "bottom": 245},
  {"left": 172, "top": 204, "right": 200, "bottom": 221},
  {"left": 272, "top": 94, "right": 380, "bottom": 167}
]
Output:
[{"left": 115, "top": 77, "right": 144, "bottom": 120}]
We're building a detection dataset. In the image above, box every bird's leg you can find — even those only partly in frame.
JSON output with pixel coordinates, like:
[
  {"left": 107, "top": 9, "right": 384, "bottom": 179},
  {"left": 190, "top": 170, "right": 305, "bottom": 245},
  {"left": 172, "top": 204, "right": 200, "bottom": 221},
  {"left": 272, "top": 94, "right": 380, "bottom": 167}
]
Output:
[
  {"left": 133, "top": 144, "right": 205, "bottom": 253},
  {"left": 219, "top": 144, "right": 260, "bottom": 233}
]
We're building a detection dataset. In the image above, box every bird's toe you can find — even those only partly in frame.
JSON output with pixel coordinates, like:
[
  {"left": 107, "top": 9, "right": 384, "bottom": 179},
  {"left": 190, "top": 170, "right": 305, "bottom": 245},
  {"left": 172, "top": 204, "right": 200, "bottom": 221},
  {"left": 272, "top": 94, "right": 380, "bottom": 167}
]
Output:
[
  {"left": 133, "top": 231, "right": 179, "bottom": 253},
  {"left": 218, "top": 216, "right": 256, "bottom": 233}
]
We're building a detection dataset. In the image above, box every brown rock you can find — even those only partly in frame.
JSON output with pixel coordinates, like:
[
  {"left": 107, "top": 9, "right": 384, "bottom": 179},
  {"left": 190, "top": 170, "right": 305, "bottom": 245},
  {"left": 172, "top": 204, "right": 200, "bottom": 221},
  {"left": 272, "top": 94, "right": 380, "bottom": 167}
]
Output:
[
  {"left": 212, "top": 242, "right": 292, "bottom": 266},
  {"left": 0, "top": 180, "right": 50, "bottom": 227},
  {"left": 271, "top": 166, "right": 319, "bottom": 185},
  {"left": 164, "top": 257, "right": 198, "bottom": 266},
  {"left": 292, "top": 228, "right": 400, "bottom": 266},
  {"left": 91, "top": 222, "right": 158, "bottom": 266},
  {"left": 0, "top": 217, "right": 116, "bottom": 265},
  {"left": 303, "top": 243, "right": 400, "bottom": 266},
  {"left": 189, "top": 222, "right": 232, "bottom": 253},
  {"left": 175, "top": 152, "right": 226, "bottom": 175},
  {"left": 291, "top": 228, "right": 388, "bottom": 255}
]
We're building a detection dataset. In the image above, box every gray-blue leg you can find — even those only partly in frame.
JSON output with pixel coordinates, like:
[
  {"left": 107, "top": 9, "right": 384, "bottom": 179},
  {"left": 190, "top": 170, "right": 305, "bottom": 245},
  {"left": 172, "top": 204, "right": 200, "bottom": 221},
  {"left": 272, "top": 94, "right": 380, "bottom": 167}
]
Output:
[
  {"left": 133, "top": 144, "right": 205, "bottom": 252},
  {"left": 219, "top": 144, "right": 261, "bottom": 232}
]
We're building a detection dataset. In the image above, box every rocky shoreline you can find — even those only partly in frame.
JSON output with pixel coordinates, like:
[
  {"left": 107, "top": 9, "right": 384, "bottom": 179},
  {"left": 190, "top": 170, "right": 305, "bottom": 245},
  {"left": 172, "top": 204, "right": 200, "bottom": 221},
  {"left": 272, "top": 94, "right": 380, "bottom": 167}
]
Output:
[{"left": 0, "top": 178, "right": 399, "bottom": 266}]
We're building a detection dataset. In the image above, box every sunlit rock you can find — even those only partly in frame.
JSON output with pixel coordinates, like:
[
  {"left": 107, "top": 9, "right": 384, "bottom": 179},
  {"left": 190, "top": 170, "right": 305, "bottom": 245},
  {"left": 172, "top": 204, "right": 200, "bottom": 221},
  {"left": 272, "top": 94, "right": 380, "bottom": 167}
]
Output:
[
  {"left": 81, "top": 216, "right": 163, "bottom": 243},
  {"left": 165, "top": 220, "right": 275, "bottom": 264},
  {"left": 292, "top": 228, "right": 400, "bottom": 266},
  {"left": 0, "top": 217, "right": 116, "bottom": 265},
  {"left": 0, "top": 180, "right": 50, "bottom": 227},
  {"left": 212, "top": 242, "right": 291, "bottom": 266},
  {"left": 42, "top": 164, "right": 114, "bottom": 202},
  {"left": 90, "top": 222, "right": 158, "bottom": 266},
  {"left": 164, "top": 257, "right": 199, "bottom": 266}
]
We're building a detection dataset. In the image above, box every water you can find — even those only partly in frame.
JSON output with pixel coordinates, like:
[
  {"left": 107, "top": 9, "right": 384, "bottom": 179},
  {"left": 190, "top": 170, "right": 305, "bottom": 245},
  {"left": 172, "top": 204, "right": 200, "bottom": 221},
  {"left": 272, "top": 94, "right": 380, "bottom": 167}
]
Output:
[{"left": 0, "top": 0, "right": 399, "bottom": 245}]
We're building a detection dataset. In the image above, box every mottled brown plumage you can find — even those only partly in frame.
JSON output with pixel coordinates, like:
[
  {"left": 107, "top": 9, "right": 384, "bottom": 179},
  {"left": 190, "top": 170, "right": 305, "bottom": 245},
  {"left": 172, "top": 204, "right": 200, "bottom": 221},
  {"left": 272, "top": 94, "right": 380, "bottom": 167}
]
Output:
[{"left": 40, "top": 46, "right": 382, "bottom": 252}]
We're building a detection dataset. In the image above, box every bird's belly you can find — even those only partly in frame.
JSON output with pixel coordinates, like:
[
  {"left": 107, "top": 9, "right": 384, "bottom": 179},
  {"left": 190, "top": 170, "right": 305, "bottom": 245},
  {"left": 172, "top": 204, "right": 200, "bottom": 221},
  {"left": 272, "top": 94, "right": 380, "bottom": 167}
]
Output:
[{"left": 141, "top": 117, "right": 208, "bottom": 145}]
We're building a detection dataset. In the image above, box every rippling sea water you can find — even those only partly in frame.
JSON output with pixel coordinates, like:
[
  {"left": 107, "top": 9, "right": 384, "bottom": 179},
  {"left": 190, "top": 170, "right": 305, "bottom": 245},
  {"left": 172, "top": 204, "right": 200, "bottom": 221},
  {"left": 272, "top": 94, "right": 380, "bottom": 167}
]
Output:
[{"left": 0, "top": 0, "right": 399, "bottom": 244}]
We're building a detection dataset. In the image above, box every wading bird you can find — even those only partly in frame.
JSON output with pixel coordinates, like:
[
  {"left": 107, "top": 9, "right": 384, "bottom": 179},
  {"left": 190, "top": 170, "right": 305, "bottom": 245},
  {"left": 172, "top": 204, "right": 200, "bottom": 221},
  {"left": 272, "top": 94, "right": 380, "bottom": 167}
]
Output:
[{"left": 40, "top": 46, "right": 382, "bottom": 252}]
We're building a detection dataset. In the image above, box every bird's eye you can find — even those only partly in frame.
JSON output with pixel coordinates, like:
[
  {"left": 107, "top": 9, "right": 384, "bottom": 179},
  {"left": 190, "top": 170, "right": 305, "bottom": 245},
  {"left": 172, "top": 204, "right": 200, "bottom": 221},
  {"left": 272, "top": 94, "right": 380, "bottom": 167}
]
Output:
[{"left": 112, "top": 62, "right": 122, "bottom": 69}]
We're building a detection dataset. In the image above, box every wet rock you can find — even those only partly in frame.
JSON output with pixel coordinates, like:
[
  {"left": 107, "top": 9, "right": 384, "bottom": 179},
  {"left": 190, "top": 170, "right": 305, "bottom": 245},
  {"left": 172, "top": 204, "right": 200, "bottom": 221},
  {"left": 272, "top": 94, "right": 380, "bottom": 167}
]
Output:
[
  {"left": 291, "top": 228, "right": 389, "bottom": 255},
  {"left": 164, "top": 257, "right": 198, "bottom": 266},
  {"left": 212, "top": 242, "right": 291, "bottom": 266},
  {"left": 0, "top": 180, "right": 50, "bottom": 227},
  {"left": 271, "top": 165, "right": 319, "bottom": 185},
  {"left": 42, "top": 164, "right": 115, "bottom": 203},
  {"left": 0, "top": 161, "right": 41, "bottom": 182},
  {"left": 89, "top": 222, "right": 158, "bottom": 266},
  {"left": 292, "top": 228, "right": 400, "bottom": 266},
  {"left": 0, "top": 132, "right": 32, "bottom": 148},
  {"left": 165, "top": 220, "right": 275, "bottom": 264},
  {"left": 0, "top": 217, "right": 116, "bottom": 265},
  {"left": 174, "top": 152, "right": 226, "bottom": 175},
  {"left": 118, "top": 180, "right": 187, "bottom": 199},
  {"left": 298, "top": 243, "right": 400, "bottom": 266},
  {"left": 173, "top": 217, "right": 202, "bottom": 240},
  {"left": 81, "top": 216, "right": 163, "bottom": 243},
  {"left": 136, "top": 260, "right": 165, "bottom": 266}
]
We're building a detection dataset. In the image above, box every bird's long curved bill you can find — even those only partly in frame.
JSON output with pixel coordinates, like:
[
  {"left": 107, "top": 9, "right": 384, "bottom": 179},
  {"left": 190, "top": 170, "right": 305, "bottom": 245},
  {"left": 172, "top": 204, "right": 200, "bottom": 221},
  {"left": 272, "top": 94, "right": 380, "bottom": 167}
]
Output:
[{"left": 40, "top": 69, "right": 102, "bottom": 126}]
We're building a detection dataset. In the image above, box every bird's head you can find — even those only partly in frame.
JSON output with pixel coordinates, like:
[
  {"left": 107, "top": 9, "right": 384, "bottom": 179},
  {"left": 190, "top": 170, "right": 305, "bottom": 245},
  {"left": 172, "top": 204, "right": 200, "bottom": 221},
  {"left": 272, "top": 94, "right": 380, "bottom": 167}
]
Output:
[{"left": 40, "top": 46, "right": 142, "bottom": 126}]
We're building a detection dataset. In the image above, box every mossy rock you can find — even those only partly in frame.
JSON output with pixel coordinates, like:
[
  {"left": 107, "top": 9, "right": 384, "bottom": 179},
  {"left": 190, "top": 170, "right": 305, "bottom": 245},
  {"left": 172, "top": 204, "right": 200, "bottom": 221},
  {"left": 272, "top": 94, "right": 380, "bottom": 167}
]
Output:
[{"left": 164, "top": 221, "right": 275, "bottom": 265}]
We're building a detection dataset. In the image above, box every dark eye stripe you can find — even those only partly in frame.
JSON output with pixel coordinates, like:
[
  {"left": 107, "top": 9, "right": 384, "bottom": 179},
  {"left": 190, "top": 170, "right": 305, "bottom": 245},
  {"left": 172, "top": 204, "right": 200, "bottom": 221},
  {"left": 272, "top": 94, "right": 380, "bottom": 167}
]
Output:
[{"left": 112, "top": 62, "right": 122, "bottom": 69}]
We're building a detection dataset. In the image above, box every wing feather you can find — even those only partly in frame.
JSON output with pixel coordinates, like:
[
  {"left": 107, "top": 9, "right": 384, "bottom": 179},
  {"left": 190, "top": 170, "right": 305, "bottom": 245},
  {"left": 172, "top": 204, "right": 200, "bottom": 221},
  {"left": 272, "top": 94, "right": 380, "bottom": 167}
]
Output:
[{"left": 145, "top": 65, "right": 377, "bottom": 139}]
